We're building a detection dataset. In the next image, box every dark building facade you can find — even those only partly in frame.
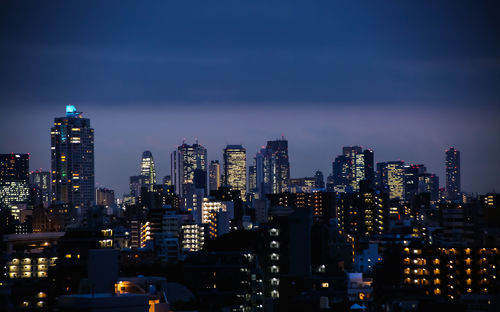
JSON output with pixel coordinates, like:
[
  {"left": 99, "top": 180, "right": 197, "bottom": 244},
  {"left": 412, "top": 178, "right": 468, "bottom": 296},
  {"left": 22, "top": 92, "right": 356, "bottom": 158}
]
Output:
[
  {"left": 445, "top": 147, "right": 461, "bottom": 201},
  {"left": 51, "top": 105, "right": 95, "bottom": 209},
  {"left": 0, "top": 154, "right": 29, "bottom": 183},
  {"left": 266, "top": 138, "right": 290, "bottom": 194}
]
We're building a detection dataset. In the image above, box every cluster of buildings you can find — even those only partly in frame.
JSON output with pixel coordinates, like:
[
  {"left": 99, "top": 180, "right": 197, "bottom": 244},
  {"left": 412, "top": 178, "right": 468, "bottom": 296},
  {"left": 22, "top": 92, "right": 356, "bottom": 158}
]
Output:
[{"left": 1, "top": 105, "right": 499, "bottom": 312}]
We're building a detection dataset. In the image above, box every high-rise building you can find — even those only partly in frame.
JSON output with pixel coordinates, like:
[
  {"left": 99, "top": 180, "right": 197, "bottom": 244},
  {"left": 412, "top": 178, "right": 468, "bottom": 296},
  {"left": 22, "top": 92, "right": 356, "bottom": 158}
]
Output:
[
  {"left": 363, "top": 149, "right": 375, "bottom": 187},
  {"left": 29, "top": 170, "right": 51, "bottom": 204},
  {"left": 314, "top": 170, "right": 325, "bottom": 189},
  {"left": 445, "top": 147, "right": 461, "bottom": 201},
  {"left": 404, "top": 164, "right": 427, "bottom": 202},
  {"left": 332, "top": 147, "right": 374, "bottom": 192},
  {"left": 254, "top": 147, "right": 273, "bottom": 197},
  {"left": 96, "top": 188, "right": 115, "bottom": 207},
  {"left": 223, "top": 145, "right": 247, "bottom": 199},
  {"left": 0, "top": 154, "right": 29, "bottom": 183},
  {"left": 332, "top": 154, "right": 350, "bottom": 192},
  {"left": 129, "top": 175, "right": 144, "bottom": 199},
  {"left": 171, "top": 142, "right": 207, "bottom": 196},
  {"left": 418, "top": 173, "right": 439, "bottom": 202},
  {"left": 377, "top": 161, "right": 405, "bottom": 201},
  {"left": 0, "top": 154, "right": 30, "bottom": 219},
  {"left": 51, "top": 105, "right": 95, "bottom": 208},
  {"left": 248, "top": 165, "right": 256, "bottom": 194},
  {"left": 140, "top": 151, "right": 157, "bottom": 191},
  {"left": 266, "top": 137, "right": 290, "bottom": 194},
  {"left": 209, "top": 160, "right": 221, "bottom": 192}
]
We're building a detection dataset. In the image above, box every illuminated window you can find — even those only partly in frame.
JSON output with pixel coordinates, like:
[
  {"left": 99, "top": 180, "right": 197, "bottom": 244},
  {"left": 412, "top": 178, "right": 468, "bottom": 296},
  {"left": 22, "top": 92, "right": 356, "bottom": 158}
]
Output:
[{"left": 321, "top": 282, "right": 329, "bottom": 288}]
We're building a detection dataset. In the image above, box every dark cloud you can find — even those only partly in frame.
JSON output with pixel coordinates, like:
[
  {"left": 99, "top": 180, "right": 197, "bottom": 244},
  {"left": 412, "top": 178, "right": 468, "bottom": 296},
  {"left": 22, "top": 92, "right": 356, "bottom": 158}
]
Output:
[{"left": 0, "top": 1, "right": 499, "bottom": 195}]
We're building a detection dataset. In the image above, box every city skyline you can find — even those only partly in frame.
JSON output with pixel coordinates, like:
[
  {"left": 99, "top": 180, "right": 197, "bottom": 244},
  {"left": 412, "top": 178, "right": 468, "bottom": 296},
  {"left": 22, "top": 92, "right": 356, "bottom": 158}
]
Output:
[
  {"left": 1, "top": 2, "right": 500, "bottom": 310},
  {"left": 1, "top": 1, "right": 499, "bottom": 196},
  {"left": 1, "top": 104, "right": 498, "bottom": 197}
]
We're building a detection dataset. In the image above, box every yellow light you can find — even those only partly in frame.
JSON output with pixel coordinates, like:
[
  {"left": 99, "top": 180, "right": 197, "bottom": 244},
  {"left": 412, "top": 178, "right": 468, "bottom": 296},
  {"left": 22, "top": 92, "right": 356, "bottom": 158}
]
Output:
[{"left": 65, "top": 254, "right": 71, "bottom": 259}]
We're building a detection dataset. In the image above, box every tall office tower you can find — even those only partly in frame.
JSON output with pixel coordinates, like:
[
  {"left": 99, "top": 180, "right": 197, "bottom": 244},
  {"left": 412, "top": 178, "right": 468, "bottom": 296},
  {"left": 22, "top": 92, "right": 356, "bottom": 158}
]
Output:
[
  {"left": 445, "top": 147, "right": 461, "bottom": 201},
  {"left": 96, "top": 188, "right": 115, "bottom": 206},
  {"left": 342, "top": 146, "right": 364, "bottom": 192},
  {"left": 332, "top": 146, "right": 373, "bottom": 192},
  {"left": 326, "top": 175, "right": 335, "bottom": 192},
  {"left": 0, "top": 154, "right": 30, "bottom": 219},
  {"left": 377, "top": 161, "right": 405, "bottom": 201},
  {"left": 418, "top": 173, "right": 439, "bottom": 201},
  {"left": 129, "top": 175, "right": 144, "bottom": 198},
  {"left": 266, "top": 137, "right": 290, "bottom": 194},
  {"left": 254, "top": 147, "right": 273, "bottom": 197},
  {"left": 314, "top": 170, "right": 325, "bottom": 189},
  {"left": 209, "top": 160, "right": 221, "bottom": 192},
  {"left": 248, "top": 165, "right": 256, "bottom": 193},
  {"left": 0, "top": 154, "right": 29, "bottom": 182},
  {"left": 171, "top": 142, "right": 208, "bottom": 196},
  {"left": 51, "top": 105, "right": 95, "bottom": 208},
  {"left": 29, "top": 170, "right": 51, "bottom": 203},
  {"left": 363, "top": 149, "right": 375, "bottom": 187},
  {"left": 140, "top": 151, "right": 157, "bottom": 191},
  {"left": 332, "top": 154, "right": 349, "bottom": 192},
  {"left": 404, "top": 164, "right": 427, "bottom": 202},
  {"left": 223, "top": 145, "right": 247, "bottom": 199}
]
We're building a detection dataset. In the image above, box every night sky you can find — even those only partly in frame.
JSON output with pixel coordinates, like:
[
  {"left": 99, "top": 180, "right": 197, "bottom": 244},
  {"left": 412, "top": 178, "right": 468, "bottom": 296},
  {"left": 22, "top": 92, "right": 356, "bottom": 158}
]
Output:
[{"left": 1, "top": 1, "right": 499, "bottom": 196}]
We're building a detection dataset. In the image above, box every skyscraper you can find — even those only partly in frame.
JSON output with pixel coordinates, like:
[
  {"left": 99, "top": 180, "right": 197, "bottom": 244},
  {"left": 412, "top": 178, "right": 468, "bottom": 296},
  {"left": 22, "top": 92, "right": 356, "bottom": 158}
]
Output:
[
  {"left": 140, "top": 150, "right": 157, "bottom": 191},
  {"left": 418, "top": 173, "right": 439, "bottom": 201},
  {"left": 377, "top": 161, "right": 405, "bottom": 201},
  {"left": 445, "top": 147, "right": 461, "bottom": 201},
  {"left": 248, "top": 165, "right": 257, "bottom": 193},
  {"left": 0, "top": 154, "right": 29, "bottom": 183},
  {"left": 223, "top": 145, "right": 247, "bottom": 199},
  {"left": 332, "top": 146, "right": 373, "bottom": 192},
  {"left": 0, "top": 154, "right": 30, "bottom": 219},
  {"left": 403, "top": 164, "right": 427, "bottom": 202},
  {"left": 51, "top": 105, "right": 94, "bottom": 208},
  {"left": 29, "top": 170, "right": 51, "bottom": 204},
  {"left": 314, "top": 170, "right": 325, "bottom": 189},
  {"left": 209, "top": 160, "right": 221, "bottom": 192},
  {"left": 254, "top": 147, "right": 273, "bottom": 197},
  {"left": 266, "top": 137, "right": 290, "bottom": 194},
  {"left": 171, "top": 142, "right": 207, "bottom": 196}
]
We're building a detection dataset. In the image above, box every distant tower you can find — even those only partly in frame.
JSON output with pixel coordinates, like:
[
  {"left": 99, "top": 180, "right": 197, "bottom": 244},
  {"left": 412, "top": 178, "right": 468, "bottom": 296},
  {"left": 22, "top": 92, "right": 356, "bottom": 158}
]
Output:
[
  {"left": 140, "top": 151, "right": 157, "bottom": 191},
  {"left": 51, "top": 105, "right": 94, "bottom": 208},
  {"left": 314, "top": 170, "right": 325, "bottom": 189},
  {"left": 0, "top": 154, "right": 30, "bottom": 219},
  {"left": 377, "top": 161, "right": 405, "bottom": 201},
  {"left": 332, "top": 146, "right": 373, "bottom": 192},
  {"left": 223, "top": 145, "right": 247, "bottom": 199},
  {"left": 266, "top": 137, "right": 290, "bottom": 194},
  {"left": 445, "top": 147, "right": 461, "bottom": 200},
  {"left": 171, "top": 142, "right": 208, "bottom": 196},
  {"left": 29, "top": 170, "right": 51, "bottom": 204},
  {"left": 0, "top": 154, "right": 29, "bottom": 183},
  {"left": 209, "top": 160, "right": 221, "bottom": 192}
]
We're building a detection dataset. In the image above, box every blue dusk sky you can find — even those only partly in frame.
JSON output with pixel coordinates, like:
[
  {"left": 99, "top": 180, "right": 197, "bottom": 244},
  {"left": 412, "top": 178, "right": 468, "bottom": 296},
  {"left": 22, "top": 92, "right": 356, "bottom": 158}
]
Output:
[{"left": 0, "top": 1, "right": 499, "bottom": 196}]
